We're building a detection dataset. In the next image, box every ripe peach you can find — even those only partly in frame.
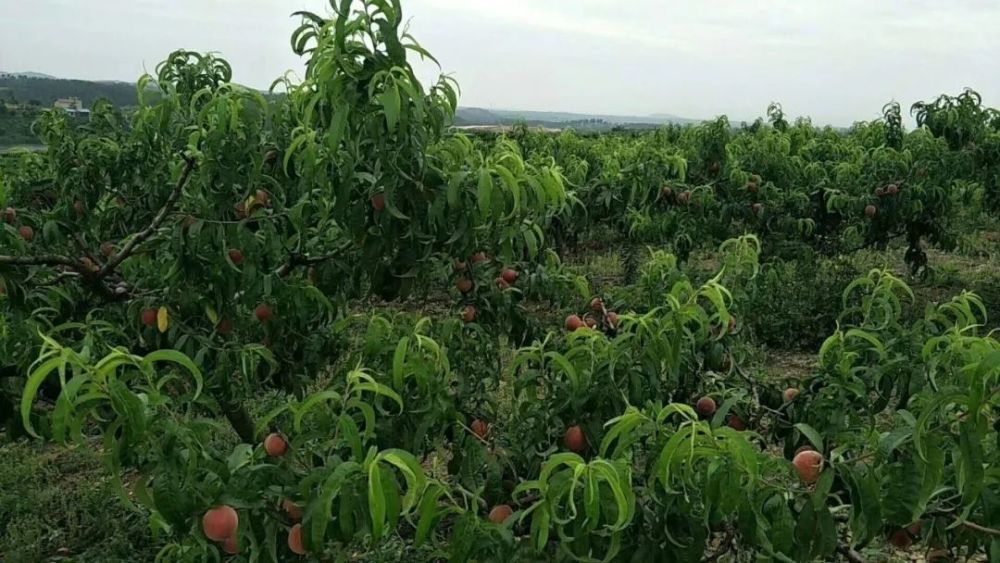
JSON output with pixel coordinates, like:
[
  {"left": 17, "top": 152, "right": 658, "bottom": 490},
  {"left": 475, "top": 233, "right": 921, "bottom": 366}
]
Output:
[
  {"left": 488, "top": 504, "right": 513, "bottom": 524},
  {"left": 783, "top": 388, "right": 799, "bottom": 403},
  {"left": 288, "top": 523, "right": 306, "bottom": 555},
  {"left": 564, "top": 425, "right": 586, "bottom": 452},
  {"left": 865, "top": 204, "right": 877, "bottom": 218},
  {"left": 100, "top": 241, "right": 115, "bottom": 257},
  {"left": 590, "top": 297, "right": 604, "bottom": 313},
  {"left": 371, "top": 193, "right": 385, "bottom": 212},
  {"left": 565, "top": 315, "right": 585, "bottom": 332},
  {"left": 726, "top": 414, "right": 747, "bottom": 431},
  {"left": 18, "top": 225, "right": 34, "bottom": 242},
  {"left": 281, "top": 499, "right": 303, "bottom": 523},
  {"left": 264, "top": 433, "right": 288, "bottom": 457},
  {"left": 470, "top": 252, "right": 488, "bottom": 264},
  {"left": 495, "top": 277, "right": 510, "bottom": 290},
  {"left": 456, "top": 278, "right": 473, "bottom": 293},
  {"left": 216, "top": 318, "right": 234, "bottom": 335},
  {"left": 141, "top": 308, "right": 158, "bottom": 327},
  {"left": 254, "top": 304, "right": 274, "bottom": 323},
  {"left": 80, "top": 257, "right": 99, "bottom": 273},
  {"left": 221, "top": 533, "right": 239, "bottom": 554},
  {"left": 470, "top": 419, "right": 489, "bottom": 440},
  {"left": 888, "top": 529, "right": 912, "bottom": 549},
  {"left": 202, "top": 505, "right": 239, "bottom": 542},
  {"left": 255, "top": 189, "right": 271, "bottom": 207},
  {"left": 501, "top": 268, "right": 518, "bottom": 284},
  {"left": 462, "top": 305, "right": 477, "bottom": 323},
  {"left": 73, "top": 200, "right": 86, "bottom": 216},
  {"left": 453, "top": 259, "right": 467, "bottom": 273},
  {"left": 696, "top": 396, "right": 717, "bottom": 416},
  {"left": 792, "top": 449, "right": 824, "bottom": 484},
  {"left": 228, "top": 249, "right": 244, "bottom": 265},
  {"left": 1, "top": 207, "right": 15, "bottom": 223},
  {"left": 751, "top": 203, "right": 763, "bottom": 216}
]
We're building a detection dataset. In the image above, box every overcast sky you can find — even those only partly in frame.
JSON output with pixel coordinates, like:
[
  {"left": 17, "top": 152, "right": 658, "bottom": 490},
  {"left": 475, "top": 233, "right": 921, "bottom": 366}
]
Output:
[{"left": 2, "top": 0, "right": 999, "bottom": 126}]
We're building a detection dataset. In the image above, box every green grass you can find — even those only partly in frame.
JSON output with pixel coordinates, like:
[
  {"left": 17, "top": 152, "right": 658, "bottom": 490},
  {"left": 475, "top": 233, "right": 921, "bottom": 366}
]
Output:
[{"left": 0, "top": 440, "right": 161, "bottom": 563}]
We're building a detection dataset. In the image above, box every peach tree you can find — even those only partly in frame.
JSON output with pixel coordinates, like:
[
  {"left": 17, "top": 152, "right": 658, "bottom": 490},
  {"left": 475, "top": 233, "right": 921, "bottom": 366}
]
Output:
[{"left": 0, "top": 0, "right": 565, "bottom": 439}]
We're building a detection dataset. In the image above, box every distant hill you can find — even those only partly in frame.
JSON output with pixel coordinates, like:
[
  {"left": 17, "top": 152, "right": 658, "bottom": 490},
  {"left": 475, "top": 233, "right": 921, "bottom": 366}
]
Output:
[
  {"left": 0, "top": 72, "right": 702, "bottom": 132},
  {"left": 454, "top": 107, "right": 701, "bottom": 131},
  {"left": 0, "top": 75, "right": 140, "bottom": 107}
]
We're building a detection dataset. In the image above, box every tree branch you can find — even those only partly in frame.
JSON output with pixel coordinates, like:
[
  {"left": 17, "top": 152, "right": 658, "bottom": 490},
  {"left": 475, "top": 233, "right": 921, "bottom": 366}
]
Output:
[
  {"left": 98, "top": 155, "right": 197, "bottom": 279},
  {"left": 836, "top": 542, "right": 866, "bottom": 563},
  {"left": 0, "top": 255, "right": 79, "bottom": 268},
  {"left": 274, "top": 248, "right": 346, "bottom": 277},
  {"left": 960, "top": 519, "right": 1000, "bottom": 536},
  {"left": 926, "top": 510, "right": 1000, "bottom": 537}
]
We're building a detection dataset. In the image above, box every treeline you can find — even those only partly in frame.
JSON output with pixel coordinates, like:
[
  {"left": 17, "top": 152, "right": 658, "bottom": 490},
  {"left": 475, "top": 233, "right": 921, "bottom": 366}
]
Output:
[
  {"left": 0, "top": 76, "right": 141, "bottom": 107},
  {"left": 0, "top": 108, "right": 41, "bottom": 148}
]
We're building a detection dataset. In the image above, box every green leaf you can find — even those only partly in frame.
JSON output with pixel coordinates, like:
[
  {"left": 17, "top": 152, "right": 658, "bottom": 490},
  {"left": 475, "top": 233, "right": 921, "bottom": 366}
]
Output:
[
  {"left": 142, "top": 349, "right": 203, "bottom": 400},
  {"left": 794, "top": 423, "right": 824, "bottom": 454},
  {"left": 310, "top": 461, "right": 361, "bottom": 547},
  {"left": 368, "top": 462, "right": 387, "bottom": 539},
  {"left": 294, "top": 390, "right": 343, "bottom": 432},
  {"left": 379, "top": 82, "right": 401, "bottom": 131},
  {"left": 392, "top": 337, "right": 410, "bottom": 391},
  {"left": 107, "top": 378, "right": 146, "bottom": 443},
  {"left": 339, "top": 414, "right": 364, "bottom": 460},
  {"left": 21, "top": 356, "right": 65, "bottom": 438},
  {"left": 376, "top": 449, "right": 426, "bottom": 513},
  {"left": 477, "top": 169, "right": 493, "bottom": 220}
]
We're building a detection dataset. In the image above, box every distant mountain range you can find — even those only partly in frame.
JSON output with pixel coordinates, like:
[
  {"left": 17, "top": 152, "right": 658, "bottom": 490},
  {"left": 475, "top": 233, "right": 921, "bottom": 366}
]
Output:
[
  {"left": 1, "top": 71, "right": 705, "bottom": 131},
  {"left": 455, "top": 107, "right": 701, "bottom": 130}
]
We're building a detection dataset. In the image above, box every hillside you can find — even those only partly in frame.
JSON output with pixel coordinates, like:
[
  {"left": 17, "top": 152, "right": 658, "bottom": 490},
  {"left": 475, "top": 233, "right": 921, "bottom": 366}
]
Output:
[{"left": 0, "top": 75, "right": 140, "bottom": 107}]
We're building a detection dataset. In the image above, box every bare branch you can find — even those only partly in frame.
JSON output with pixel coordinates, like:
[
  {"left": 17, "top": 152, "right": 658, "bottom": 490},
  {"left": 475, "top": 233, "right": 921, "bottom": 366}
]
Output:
[
  {"left": 98, "top": 155, "right": 197, "bottom": 279},
  {"left": 961, "top": 520, "right": 1000, "bottom": 536},
  {"left": 836, "top": 543, "right": 866, "bottom": 563}
]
